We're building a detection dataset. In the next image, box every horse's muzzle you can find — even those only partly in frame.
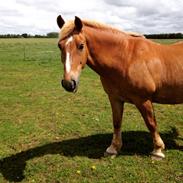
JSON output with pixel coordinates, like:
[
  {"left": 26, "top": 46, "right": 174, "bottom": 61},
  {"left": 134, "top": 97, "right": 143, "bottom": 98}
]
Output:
[{"left": 61, "top": 79, "right": 77, "bottom": 92}]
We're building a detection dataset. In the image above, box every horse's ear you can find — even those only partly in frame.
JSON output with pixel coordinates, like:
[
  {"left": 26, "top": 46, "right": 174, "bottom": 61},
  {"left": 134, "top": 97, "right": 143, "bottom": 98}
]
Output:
[
  {"left": 74, "top": 16, "right": 83, "bottom": 32},
  {"left": 57, "top": 15, "right": 65, "bottom": 29}
]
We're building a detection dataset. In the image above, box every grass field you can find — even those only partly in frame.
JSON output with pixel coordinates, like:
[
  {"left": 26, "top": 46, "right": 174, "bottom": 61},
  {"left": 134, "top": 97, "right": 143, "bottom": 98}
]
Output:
[{"left": 0, "top": 38, "right": 182, "bottom": 183}]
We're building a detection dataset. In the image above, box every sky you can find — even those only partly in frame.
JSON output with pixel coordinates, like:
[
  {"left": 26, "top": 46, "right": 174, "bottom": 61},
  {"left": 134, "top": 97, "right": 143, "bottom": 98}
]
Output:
[{"left": 0, "top": 0, "right": 183, "bottom": 35}]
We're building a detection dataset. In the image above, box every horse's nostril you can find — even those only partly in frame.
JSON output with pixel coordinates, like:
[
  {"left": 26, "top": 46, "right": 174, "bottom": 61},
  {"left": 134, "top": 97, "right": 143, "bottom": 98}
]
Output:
[
  {"left": 61, "top": 79, "right": 77, "bottom": 92},
  {"left": 71, "top": 79, "right": 76, "bottom": 89}
]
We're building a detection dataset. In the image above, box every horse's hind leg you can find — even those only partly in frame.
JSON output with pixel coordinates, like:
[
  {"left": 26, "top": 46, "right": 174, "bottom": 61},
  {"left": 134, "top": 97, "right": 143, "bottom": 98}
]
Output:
[
  {"left": 134, "top": 99, "right": 165, "bottom": 159},
  {"left": 105, "top": 96, "right": 124, "bottom": 156}
]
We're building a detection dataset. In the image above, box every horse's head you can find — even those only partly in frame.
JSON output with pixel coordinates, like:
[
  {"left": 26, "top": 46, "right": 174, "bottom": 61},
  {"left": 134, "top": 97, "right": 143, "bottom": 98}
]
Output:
[{"left": 57, "top": 15, "right": 88, "bottom": 92}]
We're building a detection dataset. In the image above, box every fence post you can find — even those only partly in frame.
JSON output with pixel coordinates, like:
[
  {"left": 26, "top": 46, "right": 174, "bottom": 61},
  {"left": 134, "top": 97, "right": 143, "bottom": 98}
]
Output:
[{"left": 23, "top": 45, "right": 26, "bottom": 61}]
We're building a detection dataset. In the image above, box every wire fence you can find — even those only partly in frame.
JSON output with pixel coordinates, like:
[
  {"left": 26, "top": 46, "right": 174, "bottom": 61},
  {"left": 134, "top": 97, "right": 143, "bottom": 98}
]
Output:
[{"left": 0, "top": 39, "right": 60, "bottom": 63}]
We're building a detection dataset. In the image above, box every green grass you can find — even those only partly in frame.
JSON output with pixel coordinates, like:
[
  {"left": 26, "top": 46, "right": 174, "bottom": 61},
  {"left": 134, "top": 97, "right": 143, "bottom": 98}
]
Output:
[{"left": 0, "top": 38, "right": 182, "bottom": 183}]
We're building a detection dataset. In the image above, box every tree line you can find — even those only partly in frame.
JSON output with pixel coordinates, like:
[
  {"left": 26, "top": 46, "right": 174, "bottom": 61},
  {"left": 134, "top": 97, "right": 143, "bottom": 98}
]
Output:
[
  {"left": 0, "top": 32, "right": 183, "bottom": 39},
  {"left": 144, "top": 33, "right": 183, "bottom": 39},
  {"left": 0, "top": 32, "right": 59, "bottom": 38}
]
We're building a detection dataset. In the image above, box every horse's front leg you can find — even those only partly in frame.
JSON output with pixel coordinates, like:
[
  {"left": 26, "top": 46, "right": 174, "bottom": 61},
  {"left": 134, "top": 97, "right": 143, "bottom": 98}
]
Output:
[
  {"left": 105, "top": 96, "right": 124, "bottom": 156},
  {"left": 134, "top": 99, "right": 165, "bottom": 159}
]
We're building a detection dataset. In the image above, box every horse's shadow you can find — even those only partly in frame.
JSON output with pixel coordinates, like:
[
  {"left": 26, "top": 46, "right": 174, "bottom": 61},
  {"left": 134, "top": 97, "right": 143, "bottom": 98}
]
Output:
[{"left": 0, "top": 128, "right": 182, "bottom": 182}]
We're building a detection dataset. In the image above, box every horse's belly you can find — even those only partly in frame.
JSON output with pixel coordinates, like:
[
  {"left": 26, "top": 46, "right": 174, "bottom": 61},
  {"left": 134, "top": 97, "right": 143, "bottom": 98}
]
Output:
[{"left": 152, "top": 86, "right": 183, "bottom": 104}]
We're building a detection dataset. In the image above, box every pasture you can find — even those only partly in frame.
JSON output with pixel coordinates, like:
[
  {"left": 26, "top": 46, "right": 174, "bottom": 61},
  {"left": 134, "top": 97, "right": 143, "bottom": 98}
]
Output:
[{"left": 0, "top": 38, "right": 182, "bottom": 183}]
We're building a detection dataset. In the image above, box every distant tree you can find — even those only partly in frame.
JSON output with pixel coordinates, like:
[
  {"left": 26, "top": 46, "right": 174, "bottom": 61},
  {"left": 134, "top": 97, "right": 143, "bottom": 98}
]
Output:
[
  {"left": 35, "top": 34, "right": 44, "bottom": 38},
  {"left": 22, "top": 33, "right": 28, "bottom": 38},
  {"left": 47, "top": 32, "right": 58, "bottom": 38}
]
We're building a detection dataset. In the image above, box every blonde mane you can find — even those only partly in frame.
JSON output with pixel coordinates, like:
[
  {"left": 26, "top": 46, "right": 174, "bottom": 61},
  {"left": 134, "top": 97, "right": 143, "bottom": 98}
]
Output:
[{"left": 59, "top": 19, "right": 144, "bottom": 40}]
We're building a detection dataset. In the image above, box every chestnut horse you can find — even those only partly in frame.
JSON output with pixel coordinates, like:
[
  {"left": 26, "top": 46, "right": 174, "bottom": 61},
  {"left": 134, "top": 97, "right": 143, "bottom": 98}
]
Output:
[{"left": 57, "top": 15, "right": 183, "bottom": 159}]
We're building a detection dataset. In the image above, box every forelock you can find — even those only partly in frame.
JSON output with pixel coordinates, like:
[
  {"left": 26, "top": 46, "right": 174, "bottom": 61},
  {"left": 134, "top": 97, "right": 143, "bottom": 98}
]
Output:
[{"left": 59, "top": 20, "right": 75, "bottom": 40}]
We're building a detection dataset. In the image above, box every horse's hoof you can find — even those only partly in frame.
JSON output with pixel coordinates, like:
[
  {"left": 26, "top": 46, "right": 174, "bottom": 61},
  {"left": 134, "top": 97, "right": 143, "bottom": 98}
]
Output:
[
  {"left": 151, "top": 151, "right": 165, "bottom": 160},
  {"left": 104, "top": 146, "right": 118, "bottom": 158}
]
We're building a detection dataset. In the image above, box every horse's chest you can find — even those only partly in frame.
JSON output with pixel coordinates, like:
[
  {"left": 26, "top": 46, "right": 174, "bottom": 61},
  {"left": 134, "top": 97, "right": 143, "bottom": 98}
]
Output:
[{"left": 100, "top": 76, "right": 132, "bottom": 100}]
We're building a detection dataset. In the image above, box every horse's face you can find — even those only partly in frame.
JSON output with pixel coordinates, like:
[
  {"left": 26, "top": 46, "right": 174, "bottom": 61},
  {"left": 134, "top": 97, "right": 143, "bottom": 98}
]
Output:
[
  {"left": 57, "top": 16, "right": 88, "bottom": 92},
  {"left": 58, "top": 33, "right": 88, "bottom": 92}
]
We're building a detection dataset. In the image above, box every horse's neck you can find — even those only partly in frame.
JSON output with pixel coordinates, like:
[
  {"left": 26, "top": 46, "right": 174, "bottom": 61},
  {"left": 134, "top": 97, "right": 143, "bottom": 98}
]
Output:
[{"left": 84, "top": 26, "right": 128, "bottom": 76}]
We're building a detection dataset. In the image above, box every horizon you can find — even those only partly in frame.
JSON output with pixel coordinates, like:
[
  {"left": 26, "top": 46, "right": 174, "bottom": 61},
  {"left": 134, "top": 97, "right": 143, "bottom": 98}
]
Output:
[{"left": 1, "top": 32, "right": 183, "bottom": 36}]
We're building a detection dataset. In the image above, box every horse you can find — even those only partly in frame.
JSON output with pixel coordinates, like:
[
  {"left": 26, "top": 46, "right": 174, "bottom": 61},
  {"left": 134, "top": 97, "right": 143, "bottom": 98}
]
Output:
[{"left": 56, "top": 15, "right": 183, "bottom": 159}]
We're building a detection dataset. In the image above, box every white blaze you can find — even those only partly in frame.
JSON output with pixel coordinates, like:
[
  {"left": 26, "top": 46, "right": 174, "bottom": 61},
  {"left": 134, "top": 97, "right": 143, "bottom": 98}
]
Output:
[
  {"left": 66, "top": 36, "right": 73, "bottom": 45},
  {"left": 65, "top": 36, "right": 73, "bottom": 73},
  {"left": 65, "top": 52, "right": 71, "bottom": 73}
]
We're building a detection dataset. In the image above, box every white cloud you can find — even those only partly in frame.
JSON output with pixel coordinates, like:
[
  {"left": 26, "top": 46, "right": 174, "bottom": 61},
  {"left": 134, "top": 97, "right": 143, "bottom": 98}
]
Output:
[{"left": 0, "top": 0, "right": 183, "bottom": 34}]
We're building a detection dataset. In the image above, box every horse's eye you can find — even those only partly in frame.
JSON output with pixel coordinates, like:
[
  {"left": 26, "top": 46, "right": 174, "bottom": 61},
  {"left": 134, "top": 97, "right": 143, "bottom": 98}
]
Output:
[{"left": 78, "top": 44, "right": 84, "bottom": 50}]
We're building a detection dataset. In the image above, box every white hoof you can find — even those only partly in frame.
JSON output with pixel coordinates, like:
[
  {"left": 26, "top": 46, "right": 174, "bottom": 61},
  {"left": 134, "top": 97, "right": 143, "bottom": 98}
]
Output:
[
  {"left": 104, "top": 145, "right": 118, "bottom": 157},
  {"left": 151, "top": 150, "right": 165, "bottom": 160}
]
